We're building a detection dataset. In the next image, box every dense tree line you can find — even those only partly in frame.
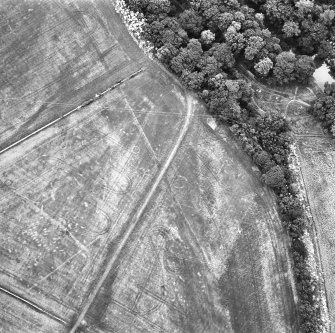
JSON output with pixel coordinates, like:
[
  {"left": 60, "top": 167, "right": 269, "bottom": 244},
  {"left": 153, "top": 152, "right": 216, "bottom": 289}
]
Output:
[
  {"left": 230, "top": 117, "right": 321, "bottom": 332},
  {"left": 123, "top": 0, "right": 330, "bottom": 331},
  {"left": 310, "top": 82, "right": 335, "bottom": 136}
]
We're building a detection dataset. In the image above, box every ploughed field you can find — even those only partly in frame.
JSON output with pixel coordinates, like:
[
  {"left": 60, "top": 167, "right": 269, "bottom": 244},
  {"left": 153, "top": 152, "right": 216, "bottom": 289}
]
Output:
[
  {"left": 0, "top": 1, "right": 297, "bottom": 332},
  {"left": 86, "top": 108, "right": 298, "bottom": 333}
]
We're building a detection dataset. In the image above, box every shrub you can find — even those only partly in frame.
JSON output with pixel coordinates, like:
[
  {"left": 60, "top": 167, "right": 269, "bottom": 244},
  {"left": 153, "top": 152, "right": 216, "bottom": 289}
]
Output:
[{"left": 263, "top": 165, "right": 286, "bottom": 189}]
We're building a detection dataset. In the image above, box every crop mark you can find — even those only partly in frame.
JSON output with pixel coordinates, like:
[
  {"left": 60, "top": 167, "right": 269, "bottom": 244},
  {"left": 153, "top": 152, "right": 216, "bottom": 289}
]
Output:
[
  {"left": 0, "top": 68, "right": 144, "bottom": 155},
  {"left": 172, "top": 174, "right": 188, "bottom": 189},
  {"left": 68, "top": 95, "right": 193, "bottom": 333},
  {"left": 53, "top": 113, "right": 124, "bottom": 160},
  {"left": 131, "top": 260, "right": 164, "bottom": 316},
  {"left": 29, "top": 251, "right": 87, "bottom": 291},
  {"left": 141, "top": 287, "right": 186, "bottom": 316},
  {"left": 0, "top": 177, "right": 95, "bottom": 258},
  {"left": 2, "top": 124, "right": 138, "bottom": 208},
  {"left": 194, "top": 151, "right": 220, "bottom": 183},
  {"left": 92, "top": 157, "right": 133, "bottom": 195},
  {"left": 110, "top": 297, "right": 170, "bottom": 333},
  {"left": 169, "top": 187, "right": 213, "bottom": 272},
  {"left": 130, "top": 228, "right": 168, "bottom": 315},
  {"left": 86, "top": 205, "right": 113, "bottom": 237},
  {"left": 103, "top": 147, "right": 137, "bottom": 196},
  {"left": 0, "top": 58, "right": 140, "bottom": 148},
  {"left": 123, "top": 95, "right": 160, "bottom": 163},
  {"left": 12, "top": 131, "right": 126, "bottom": 214}
]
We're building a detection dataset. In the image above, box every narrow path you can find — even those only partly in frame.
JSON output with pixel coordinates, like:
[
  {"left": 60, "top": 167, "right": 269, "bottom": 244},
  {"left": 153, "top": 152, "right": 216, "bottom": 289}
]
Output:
[{"left": 69, "top": 96, "right": 194, "bottom": 333}]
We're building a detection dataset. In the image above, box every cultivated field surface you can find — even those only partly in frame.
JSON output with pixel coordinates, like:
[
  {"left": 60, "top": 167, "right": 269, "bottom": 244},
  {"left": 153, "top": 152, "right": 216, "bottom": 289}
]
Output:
[
  {"left": 0, "top": 66, "right": 186, "bottom": 329},
  {"left": 0, "top": 1, "right": 298, "bottom": 333},
  {"left": 83, "top": 108, "right": 298, "bottom": 333}
]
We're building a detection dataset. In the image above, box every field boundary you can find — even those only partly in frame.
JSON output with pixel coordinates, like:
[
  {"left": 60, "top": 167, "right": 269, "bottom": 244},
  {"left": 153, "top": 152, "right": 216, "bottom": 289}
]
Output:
[
  {"left": 0, "top": 285, "right": 67, "bottom": 325},
  {"left": 0, "top": 68, "right": 144, "bottom": 156}
]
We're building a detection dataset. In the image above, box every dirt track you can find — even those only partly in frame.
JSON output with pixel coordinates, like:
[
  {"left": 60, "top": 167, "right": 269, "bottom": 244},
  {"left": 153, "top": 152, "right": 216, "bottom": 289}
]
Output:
[{"left": 69, "top": 96, "right": 194, "bottom": 332}]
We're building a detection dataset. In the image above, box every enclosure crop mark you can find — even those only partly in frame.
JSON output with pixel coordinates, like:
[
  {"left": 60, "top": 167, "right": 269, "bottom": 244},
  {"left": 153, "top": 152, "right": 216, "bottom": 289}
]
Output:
[{"left": 68, "top": 96, "right": 193, "bottom": 333}]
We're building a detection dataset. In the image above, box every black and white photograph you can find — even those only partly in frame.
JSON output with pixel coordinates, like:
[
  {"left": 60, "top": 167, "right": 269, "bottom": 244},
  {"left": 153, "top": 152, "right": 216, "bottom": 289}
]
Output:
[{"left": 0, "top": 0, "right": 334, "bottom": 332}]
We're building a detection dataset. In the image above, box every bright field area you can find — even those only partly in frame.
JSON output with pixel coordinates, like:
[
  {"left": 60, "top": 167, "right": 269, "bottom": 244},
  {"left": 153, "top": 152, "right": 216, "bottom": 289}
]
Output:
[{"left": 83, "top": 108, "right": 298, "bottom": 333}]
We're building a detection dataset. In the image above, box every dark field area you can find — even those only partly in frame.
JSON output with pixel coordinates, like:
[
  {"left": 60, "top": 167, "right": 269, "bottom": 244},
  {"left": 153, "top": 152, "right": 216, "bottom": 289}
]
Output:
[{"left": 0, "top": 1, "right": 299, "bottom": 332}]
